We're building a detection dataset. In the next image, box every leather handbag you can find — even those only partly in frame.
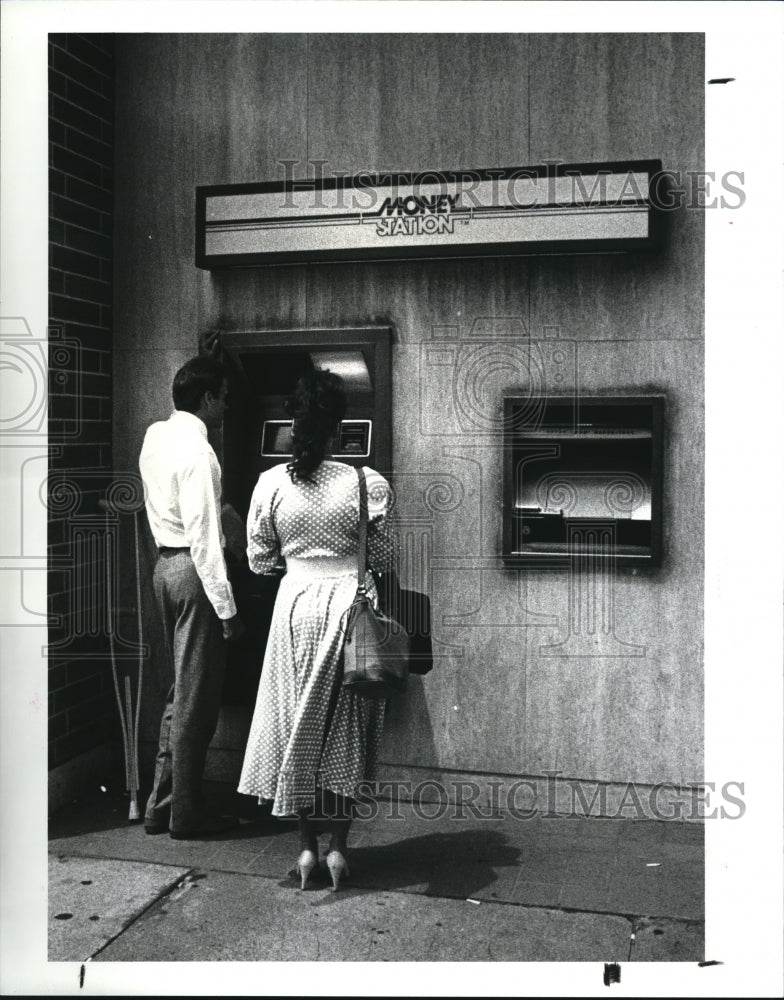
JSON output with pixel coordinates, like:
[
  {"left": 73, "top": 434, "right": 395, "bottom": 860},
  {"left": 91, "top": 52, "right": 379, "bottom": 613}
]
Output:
[
  {"left": 376, "top": 574, "right": 433, "bottom": 675},
  {"left": 341, "top": 468, "right": 410, "bottom": 698}
]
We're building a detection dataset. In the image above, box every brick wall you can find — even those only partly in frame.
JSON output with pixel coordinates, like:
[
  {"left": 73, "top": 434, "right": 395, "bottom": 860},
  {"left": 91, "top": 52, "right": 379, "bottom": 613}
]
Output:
[{"left": 48, "top": 34, "right": 119, "bottom": 773}]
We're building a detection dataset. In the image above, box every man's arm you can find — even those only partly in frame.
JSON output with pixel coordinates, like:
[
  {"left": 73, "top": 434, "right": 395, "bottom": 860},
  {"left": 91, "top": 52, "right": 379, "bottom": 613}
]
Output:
[
  {"left": 178, "top": 454, "right": 243, "bottom": 639},
  {"left": 198, "top": 329, "right": 222, "bottom": 359}
]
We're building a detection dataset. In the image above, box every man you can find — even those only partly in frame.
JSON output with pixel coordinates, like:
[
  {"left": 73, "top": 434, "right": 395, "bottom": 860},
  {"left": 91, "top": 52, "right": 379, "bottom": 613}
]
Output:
[{"left": 139, "top": 355, "right": 245, "bottom": 838}]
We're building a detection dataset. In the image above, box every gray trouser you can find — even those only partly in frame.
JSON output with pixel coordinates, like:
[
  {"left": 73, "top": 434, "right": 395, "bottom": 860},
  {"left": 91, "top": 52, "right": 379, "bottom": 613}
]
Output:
[{"left": 145, "top": 550, "right": 225, "bottom": 831}]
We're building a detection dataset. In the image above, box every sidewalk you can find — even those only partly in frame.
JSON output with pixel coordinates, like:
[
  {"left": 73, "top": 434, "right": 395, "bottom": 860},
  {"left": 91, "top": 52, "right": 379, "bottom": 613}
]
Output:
[{"left": 48, "top": 783, "right": 704, "bottom": 964}]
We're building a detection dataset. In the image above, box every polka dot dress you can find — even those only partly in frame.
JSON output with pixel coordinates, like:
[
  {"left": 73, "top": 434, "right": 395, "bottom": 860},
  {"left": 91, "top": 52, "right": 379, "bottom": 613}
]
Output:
[{"left": 237, "top": 461, "right": 395, "bottom": 817}]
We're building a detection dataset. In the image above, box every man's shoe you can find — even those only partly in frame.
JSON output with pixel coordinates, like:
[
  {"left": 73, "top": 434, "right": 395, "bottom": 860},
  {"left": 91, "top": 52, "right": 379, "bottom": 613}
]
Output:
[
  {"left": 144, "top": 822, "right": 169, "bottom": 835},
  {"left": 169, "top": 814, "right": 240, "bottom": 840}
]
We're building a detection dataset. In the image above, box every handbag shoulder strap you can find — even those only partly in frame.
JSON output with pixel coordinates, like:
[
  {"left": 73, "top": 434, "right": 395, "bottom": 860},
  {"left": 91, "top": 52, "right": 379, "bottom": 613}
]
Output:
[{"left": 356, "top": 465, "right": 368, "bottom": 590}]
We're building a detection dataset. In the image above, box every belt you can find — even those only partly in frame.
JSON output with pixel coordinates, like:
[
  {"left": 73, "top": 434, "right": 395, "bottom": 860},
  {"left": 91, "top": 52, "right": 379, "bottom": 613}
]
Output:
[
  {"left": 158, "top": 546, "right": 190, "bottom": 555},
  {"left": 285, "top": 556, "right": 357, "bottom": 578}
]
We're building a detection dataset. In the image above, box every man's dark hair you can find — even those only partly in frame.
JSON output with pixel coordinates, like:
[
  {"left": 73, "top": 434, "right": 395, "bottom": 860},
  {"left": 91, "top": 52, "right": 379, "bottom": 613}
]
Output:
[{"left": 172, "top": 356, "right": 228, "bottom": 413}]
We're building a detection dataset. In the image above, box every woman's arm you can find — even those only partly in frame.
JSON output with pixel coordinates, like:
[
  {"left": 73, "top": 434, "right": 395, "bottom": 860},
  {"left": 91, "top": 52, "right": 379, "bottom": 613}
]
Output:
[
  {"left": 246, "top": 472, "right": 282, "bottom": 574},
  {"left": 364, "top": 469, "right": 397, "bottom": 575}
]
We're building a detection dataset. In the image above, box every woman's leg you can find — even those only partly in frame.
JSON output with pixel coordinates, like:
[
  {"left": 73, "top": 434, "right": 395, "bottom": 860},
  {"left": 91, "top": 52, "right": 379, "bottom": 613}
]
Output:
[
  {"left": 327, "top": 819, "right": 351, "bottom": 856},
  {"left": 297, "top": 808, "right": 319, "bottom": 854},
  {"left": 322, "top": 790, "right": 353, "bottom": 854},
  {"left": 295, "top": 807, "right": 320, "bottom": 889},
  {"left": 327, "top": 794, "right": 354, "bottom": 854},
  {"left": 319, "top": 789, "right": 352, "bottom": 888}
]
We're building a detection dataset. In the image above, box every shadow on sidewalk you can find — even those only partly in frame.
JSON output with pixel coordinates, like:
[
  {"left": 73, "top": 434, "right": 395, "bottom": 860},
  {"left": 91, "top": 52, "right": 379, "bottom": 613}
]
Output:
[
  {"left": 48, "top": 780, "right": 282, "bottom": 841},
  {"left": 277, "top": 829, "right": 522, "bottom": 905}
]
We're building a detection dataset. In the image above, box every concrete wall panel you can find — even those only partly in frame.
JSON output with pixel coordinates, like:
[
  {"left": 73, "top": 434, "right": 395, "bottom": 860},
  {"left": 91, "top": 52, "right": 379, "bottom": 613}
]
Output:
[
  {"left": 113, "top": 33, "right": 705, "bottom": 794},
  {"left": 307, "top": 34, "right": 530, "bottom": 172}
]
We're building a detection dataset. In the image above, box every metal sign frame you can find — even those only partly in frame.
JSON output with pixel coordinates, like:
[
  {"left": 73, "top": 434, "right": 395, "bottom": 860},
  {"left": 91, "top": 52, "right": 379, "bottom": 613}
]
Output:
[{"left": 196, "top": 160, "right": 664, "bottom": 268}]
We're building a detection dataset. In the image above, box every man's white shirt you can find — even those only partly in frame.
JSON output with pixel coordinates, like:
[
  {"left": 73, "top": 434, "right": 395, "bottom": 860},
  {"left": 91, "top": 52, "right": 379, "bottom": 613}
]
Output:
[{"left": 139, "top": 409, "right": 237, "bottom": 620}]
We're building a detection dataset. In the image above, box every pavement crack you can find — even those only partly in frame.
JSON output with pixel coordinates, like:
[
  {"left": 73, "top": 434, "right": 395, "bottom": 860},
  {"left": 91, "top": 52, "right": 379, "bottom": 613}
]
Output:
[
  {"left": 86, "top": 866, "right": 199, "bottom": 963},
  {"left": 628, "top": 917, "right": 638, "bottom": 960}
]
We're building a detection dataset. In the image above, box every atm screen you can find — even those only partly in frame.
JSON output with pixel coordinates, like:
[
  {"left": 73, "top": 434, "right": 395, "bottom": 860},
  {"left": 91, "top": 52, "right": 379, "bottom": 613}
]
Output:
[{"left": 261, "top": 421, "right": 294, "bottom": 456}]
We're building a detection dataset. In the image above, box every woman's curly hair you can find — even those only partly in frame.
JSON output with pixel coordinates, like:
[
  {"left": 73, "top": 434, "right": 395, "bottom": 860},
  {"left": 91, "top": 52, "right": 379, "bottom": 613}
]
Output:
[{"left": 286, "top": 369, "right": 347, "bottom": 482}]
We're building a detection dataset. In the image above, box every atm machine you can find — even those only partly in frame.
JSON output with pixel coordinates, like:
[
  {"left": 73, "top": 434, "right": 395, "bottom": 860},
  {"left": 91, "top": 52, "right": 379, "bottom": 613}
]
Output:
[{"left": 218, "top": 326, "right": 392, "bottom": 704}]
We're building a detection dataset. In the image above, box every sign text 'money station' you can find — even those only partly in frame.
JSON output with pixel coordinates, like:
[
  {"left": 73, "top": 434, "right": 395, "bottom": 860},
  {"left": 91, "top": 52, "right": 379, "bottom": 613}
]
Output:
[{"left": 196, "top": 160, "right": 663, "bottom": 268}]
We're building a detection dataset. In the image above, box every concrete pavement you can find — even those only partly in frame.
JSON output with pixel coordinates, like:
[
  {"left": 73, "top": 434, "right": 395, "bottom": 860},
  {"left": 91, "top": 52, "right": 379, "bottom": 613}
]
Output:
[{"left": 48, "top": 783, "right": 704, "bottom": 967}]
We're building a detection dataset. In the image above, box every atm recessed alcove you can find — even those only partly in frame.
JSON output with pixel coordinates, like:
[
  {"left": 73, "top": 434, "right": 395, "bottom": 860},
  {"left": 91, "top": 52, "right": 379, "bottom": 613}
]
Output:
[
  {"left": 220, "top": 327, "right": 392, "bottom": 518},
  {"left": 218, "top": 326, "right": 392, "bottom": 705},
  {"left": 502, "top": 394, "right": 664, "bottom": 568}
]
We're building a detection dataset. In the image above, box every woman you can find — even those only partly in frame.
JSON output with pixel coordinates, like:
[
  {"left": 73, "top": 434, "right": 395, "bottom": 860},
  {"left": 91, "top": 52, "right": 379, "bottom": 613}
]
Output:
[{"left": 237, "top": 369, "right": 395, "bottom": 890}]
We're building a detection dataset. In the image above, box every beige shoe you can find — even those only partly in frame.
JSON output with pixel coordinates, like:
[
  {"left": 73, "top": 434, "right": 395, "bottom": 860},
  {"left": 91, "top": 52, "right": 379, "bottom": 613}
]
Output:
[
  {"left": 325, "top": 850, "right": 350, "bottom": 892},
  {"left": 296, "top": 849, "right": 318, "bottom": 890}
]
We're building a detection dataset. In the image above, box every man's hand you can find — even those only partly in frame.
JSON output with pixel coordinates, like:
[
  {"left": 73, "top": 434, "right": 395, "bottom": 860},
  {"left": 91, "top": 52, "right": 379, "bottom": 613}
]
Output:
[
  {"left": 222, "top": 503, "right": 247, "bottom": 561},
  {"left": 199, "top": 329, "right": 222, "bottom": 359},
  {"left": 222, "top": 614, "right": 246, "bottom": 641}
]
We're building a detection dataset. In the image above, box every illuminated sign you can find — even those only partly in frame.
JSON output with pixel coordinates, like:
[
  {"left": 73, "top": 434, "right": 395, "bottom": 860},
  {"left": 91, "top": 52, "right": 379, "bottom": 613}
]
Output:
[{"left": 196, "top": 160, "right": 663, "bottom": 268}]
